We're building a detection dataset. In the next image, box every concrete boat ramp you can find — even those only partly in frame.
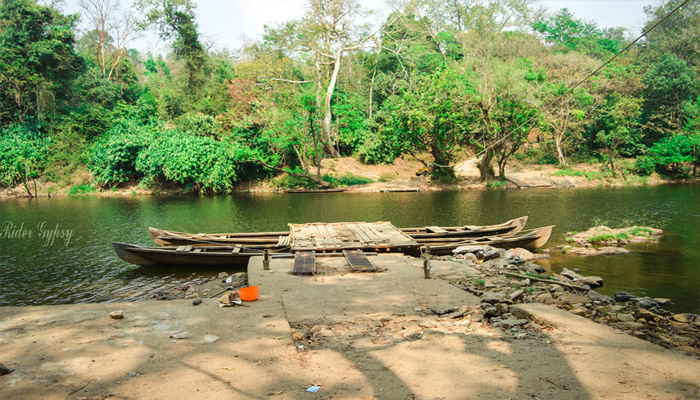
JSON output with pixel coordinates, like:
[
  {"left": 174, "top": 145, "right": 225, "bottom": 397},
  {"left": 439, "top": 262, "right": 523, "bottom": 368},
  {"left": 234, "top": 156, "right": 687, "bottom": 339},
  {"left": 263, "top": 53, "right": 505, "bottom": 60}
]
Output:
[{"left": 1, "top": 255, "right": 700, "bottom": 399}]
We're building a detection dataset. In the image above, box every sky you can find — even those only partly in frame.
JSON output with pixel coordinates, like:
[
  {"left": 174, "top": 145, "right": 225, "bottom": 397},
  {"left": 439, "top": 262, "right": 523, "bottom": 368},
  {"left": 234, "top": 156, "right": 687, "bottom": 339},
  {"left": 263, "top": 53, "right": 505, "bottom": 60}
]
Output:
[{"left": 59, "top": 0, "right": 660, "bottom": 55}]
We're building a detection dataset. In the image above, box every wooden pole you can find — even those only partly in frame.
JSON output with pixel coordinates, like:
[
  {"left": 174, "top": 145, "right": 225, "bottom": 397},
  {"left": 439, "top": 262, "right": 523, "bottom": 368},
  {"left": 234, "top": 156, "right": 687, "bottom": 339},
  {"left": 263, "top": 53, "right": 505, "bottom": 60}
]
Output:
[
  {"left": 422, "top": 246, "right": 431, "bottom": 279},
  {"left": 263, "top": 249, "right": 270, "bottom": 270}
]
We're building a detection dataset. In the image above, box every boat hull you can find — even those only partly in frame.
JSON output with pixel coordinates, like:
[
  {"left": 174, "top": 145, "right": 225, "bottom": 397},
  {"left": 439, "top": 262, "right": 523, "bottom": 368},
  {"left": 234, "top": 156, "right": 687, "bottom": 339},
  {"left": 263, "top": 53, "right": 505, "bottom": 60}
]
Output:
[{"left": 112, "top": 242, "right": 258, "bottom": 268}]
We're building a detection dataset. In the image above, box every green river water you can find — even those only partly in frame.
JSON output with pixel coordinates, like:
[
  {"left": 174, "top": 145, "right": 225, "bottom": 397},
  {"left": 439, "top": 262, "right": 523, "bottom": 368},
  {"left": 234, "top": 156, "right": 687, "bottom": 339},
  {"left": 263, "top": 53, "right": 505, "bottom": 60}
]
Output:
[{"left": 0, "top": 184, "right": 699, "bottom": 313}]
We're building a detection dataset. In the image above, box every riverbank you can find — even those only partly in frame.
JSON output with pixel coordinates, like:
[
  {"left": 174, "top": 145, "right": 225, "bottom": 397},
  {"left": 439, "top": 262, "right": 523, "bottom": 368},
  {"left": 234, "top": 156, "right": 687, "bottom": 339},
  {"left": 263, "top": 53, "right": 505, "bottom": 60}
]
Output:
[
  {"left": 1, "top": 157, "right": 696, "bottom": 199},
  {"left": 1, "top": 254, "right": 699, "bottom": 400}
]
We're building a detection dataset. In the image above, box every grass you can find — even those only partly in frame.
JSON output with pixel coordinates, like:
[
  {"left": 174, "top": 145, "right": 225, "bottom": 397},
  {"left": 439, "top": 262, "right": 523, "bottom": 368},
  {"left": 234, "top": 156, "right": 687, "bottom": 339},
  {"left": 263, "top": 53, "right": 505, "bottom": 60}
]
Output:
[
  {"left": 554, "top": 168, "right": 614, "bottom": 181},
  {"left": 474, "top": 278, "right": 485, "bottom": 287},
  {"left": 629, "top": 227, "right": 653, "bottom": 236},
  {"left": 588, "top": 232, "right": 630, "bottom": 243},
  {"left": 378, "top": 173, "right": 397, "bottom": 182},
  {"left": 68, "top": 184, "right": 96, "bottom": 196},
  {"left": 486, "top": 180, "right": 507, "bottom": 189},
  {"left": 322, "top": 173, "right": 375, "bottom": 186}
]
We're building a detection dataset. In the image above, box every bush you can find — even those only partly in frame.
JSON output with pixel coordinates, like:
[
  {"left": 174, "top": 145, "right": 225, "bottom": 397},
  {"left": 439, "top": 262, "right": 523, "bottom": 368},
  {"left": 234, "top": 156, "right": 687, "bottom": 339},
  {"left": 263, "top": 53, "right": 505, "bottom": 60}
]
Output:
[
  {"left": 0, "top": 123, "right": 49, "bottom": 187},
  {"left": 136, "top": 132, "right": 240, "bottom": 193},
  {"left": 89, "top": 119, "right": 157, "bottom": 186},
  {"left": 634, "top": 155, "right": 657, "bottom": 176}
]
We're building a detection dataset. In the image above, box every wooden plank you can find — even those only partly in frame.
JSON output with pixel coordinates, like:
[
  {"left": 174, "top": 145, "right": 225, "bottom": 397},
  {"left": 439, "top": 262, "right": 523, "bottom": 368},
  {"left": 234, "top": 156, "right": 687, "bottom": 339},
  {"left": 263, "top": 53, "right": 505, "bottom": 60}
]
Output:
[
  {"left": 426, "top": 226, "right": 448, "bottom": 234},
  {"left": 293, "top": 251, "right": 316, "bottom": 275},
  {"left": 232, "top": 246, "right": 241, "bottom": 254}
]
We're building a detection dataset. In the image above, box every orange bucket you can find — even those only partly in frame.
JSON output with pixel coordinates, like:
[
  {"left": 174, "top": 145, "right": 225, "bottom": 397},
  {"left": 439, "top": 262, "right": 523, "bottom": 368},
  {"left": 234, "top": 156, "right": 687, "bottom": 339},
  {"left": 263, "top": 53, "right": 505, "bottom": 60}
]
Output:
[{"left": 239, "top": 286, "right": 259, "bottom": 301}]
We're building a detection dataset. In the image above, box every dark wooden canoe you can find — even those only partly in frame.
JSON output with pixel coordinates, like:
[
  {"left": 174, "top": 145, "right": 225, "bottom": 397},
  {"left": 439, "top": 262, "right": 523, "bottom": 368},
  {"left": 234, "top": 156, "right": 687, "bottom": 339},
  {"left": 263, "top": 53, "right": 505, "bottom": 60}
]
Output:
[
  {"left": 112, "top": 242, "right": 263, "bottom": 267},
  {"left": 148, "top": 216, "right": 528, "bottom": 248},
  {"left": 425, "top": 225, "right": 555, "bottom": 255}
]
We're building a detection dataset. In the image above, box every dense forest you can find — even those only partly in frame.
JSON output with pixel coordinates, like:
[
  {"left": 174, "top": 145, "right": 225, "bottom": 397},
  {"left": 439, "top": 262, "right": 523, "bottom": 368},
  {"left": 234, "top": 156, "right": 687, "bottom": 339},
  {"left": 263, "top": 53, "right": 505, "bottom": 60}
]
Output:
[{"left": 1, "top": 0, "right": 699, "bottom": 195}]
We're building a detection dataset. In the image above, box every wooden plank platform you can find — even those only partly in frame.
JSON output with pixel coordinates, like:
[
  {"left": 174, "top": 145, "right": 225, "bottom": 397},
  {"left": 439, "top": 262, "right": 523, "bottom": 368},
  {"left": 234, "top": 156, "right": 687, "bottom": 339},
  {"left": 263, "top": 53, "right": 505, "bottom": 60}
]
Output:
[
  {"left": 343, "top": 250, "right": 376, "bottom": 272},
  {"left": 293, "top": 251, "right": 316, "bottom": 275},
  {"left": 289, "top": 222, "right": 420, "bottom": 254}
]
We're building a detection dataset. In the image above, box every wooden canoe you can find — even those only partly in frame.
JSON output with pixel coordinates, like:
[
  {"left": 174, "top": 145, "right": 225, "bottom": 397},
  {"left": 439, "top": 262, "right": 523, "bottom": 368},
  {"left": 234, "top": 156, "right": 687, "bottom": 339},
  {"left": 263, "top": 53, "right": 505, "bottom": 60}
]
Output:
[
  {"left": 425, "top": 225, "right": 554, "bottom": 255},
  {"left": 148, "top": 216, "right": 528, "bottom": 248},
  {"left": 149, "top": 227, "right": 290, "bottom": 248},
  {"left": 284, "top": 188, "right": 348, "bottom": 193},
  {"left": 112, "top": 242, "right": 263, "bottom": 268}
]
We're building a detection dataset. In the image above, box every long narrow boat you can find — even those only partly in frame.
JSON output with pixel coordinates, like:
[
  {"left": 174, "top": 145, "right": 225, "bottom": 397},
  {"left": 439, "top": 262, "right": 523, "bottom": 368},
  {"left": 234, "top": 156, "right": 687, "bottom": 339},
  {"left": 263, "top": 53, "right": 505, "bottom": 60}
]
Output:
[
  {"left": 426, "top": 225, "right": 554, "bottom": 255},
  {"left": 112, "top": 242, "right": 263, "bottom": 267},
  {"left": 148, "top": 216, "right": 528, "bottom": 248}
]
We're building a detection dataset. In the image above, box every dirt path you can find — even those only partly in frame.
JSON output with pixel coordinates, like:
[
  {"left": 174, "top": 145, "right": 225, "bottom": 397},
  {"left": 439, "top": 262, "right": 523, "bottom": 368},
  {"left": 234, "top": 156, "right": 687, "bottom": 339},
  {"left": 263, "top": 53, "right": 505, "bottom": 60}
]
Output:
[{"left": 1, "top": 255, "right": 699, "bottom": 399}]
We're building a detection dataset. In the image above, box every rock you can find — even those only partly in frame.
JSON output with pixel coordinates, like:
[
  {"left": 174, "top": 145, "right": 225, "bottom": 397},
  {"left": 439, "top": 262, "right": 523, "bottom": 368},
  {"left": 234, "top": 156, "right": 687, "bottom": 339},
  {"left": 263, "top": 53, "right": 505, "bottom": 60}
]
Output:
[
  {"left": 418, "top": 319, "right": 437, "bottom": 328},
  {"left": 548, "top": 284, "right": 564, "bottom": 293},
  {"left": 581, "top": 276, "right": 604, "bottom": 288},
  {"left": 402, "top": 324, "right": 423, "bottom": 340},
  {"left": 614, "top": 292, "right": 635, "bottom": 302},
  {"left": 566, "top": 247, "right": 631, "bottom": 256},
  {"left": 463, "top": 253, "right": 478, "bottom": 263},
  {"left": 509, "top": 289, "right": 524, "bottom": 301},
  {"left": 483, "top": 249, "right": 501, "bottom": 261},
  {"left": 109, "top": 310, "right": 124, "bottom": 320},
  {"left": 588, "top": 291, "right": 614, "bottom": 304},
  {"left": 634, "top": 309, "right": 660, "bottom": 321},
  {"left": 617, "top": 313, "right": 636, "bottom": 322},
  {"left": 0, "top": 363, "right": 13, "bottom": 375},
  {"left": 672, "top": 314, "right": 696, "bottom": 324},
  {"left": 504, "top": 248, "right": 538, "bottom": 262},
  {"left": 192, "top": 299, "right": 203, "bottom": 306},
  {"left": 521, "top": 278, "right": 531, "bottom": 286},
  {"left": 203, "top": 334, "right": 220, "bottom": 343},
  {"left": 523, "top": 263, "right": 546, "bottom": 274},
  {"left": 498, "top": 318, "right": 528, "bottom": 329},
  {"left": 632, "top": 297, "right": 657, "bottom": 309},
  {"left": 619, "top": 321, "right": 644, "bottom": 329},
  {"left": 471, "top": 312, "right": 484, "bottom": 322},
  {"left": 453, "top": 245, "right": 493, "bottom": 255},
  {"left": 570, "top": 308, "right": 588, "bottom": 316},
  {"left": 535, "top": 293, "right": 556, "bottom": 305},
  {"left": 560, "top": 268, "right": 582, "bottom": 281},
  {"left": 655, "top": 298, "right": 674, "bottom": 307},
  {"left": 495, "top": 303, "right": 509, "bottom": 314},
  {"left": 481, "top": 292, "right": 505, "bottom": 304},
  {"left": 429, "top": 305, "right": 458, "bottom": 315},
  {"left": 558, "top": 293, "right": 589, "bottom": 306},
  {"left": 483, "top": 306, "right": 500, "bottom": 318}
]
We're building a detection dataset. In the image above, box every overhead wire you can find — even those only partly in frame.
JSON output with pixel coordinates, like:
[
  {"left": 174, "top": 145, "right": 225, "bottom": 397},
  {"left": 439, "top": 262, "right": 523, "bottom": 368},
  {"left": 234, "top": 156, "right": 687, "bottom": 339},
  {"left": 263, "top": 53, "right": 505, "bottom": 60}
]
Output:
[{"left": 471, "top": 0, "right": 695, "bottom": 160}]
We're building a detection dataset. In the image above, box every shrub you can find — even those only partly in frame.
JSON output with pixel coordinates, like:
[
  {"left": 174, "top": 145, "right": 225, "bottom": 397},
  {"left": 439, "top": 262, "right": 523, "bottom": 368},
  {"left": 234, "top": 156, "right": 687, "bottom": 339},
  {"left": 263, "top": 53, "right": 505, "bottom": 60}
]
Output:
[
  {"left": 634, "top": 155, "right": 657, "bottom": 176},
  {"left": 0, "top": 123, "right": 49, "bottom": 187},
  {"left": 89, "top": 119, "right": 157, "bottom": 186},
  {"left": 136, "top": 132, "right": 240, "bottom": 193}
]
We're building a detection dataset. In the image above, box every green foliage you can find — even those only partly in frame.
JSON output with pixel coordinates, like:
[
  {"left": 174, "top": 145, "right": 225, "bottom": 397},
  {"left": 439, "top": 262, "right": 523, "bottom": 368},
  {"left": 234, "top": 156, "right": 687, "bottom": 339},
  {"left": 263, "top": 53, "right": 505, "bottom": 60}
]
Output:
[
  {"left": 629, "top": 227, "right": 653, "bottom": 236},
  {"left": 634, "top": 155, "right": 657, "bottom": 176},
  {"left": 531, "top": 8, "right": 620, "bottom": 58},
  {"left": 646, "top": 133, "right": 699, "bottom": 178},
  {"left": 486, "top": 180, "right": 507, "bottom": 189},
  {"left": 588, "top": 233, "right": 629, "bottom": 244},
  {"left": 322, "top": 173, "right": 374, "bottom": 186},
  {"left": 554, "top": 168, "right": 614, "bottom": 181},
  {"left": 68, "top": 184, "right": 96, "bottom": 196},
  {"left": 0, "top": 122, "right": 50, "bottom": 187},
  {"left": 88, "top": 119, "right": 158, "bottom": 186},
  {"left": 0, "top": 0, "right": 84, "bottom": 125},
  {"left": 135, "top": 131, "right": 241, "bottom": 193}
]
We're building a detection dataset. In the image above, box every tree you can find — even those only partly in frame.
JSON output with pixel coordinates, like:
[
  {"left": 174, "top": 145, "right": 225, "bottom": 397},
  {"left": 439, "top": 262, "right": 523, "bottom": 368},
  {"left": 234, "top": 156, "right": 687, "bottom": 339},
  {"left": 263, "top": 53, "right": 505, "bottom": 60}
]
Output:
[
  {"left": 532, "top": 8, "right": 621, "bottom": 58},
  {"left": 79, "top": 0, "right": 135, "bottom": 82},
  {"left": 643, "top": 0, "right": 700, "bottom": 67},
  {"left": 135, "top": 0, "right": 207, "bottom": 96},
  {"left": 642, "top": 53, "right": 698, "bottom": 141},
  {"left": 595, "top": 95, "right": 642, "bottom": 176},
  {"left": 380, "top": 67, "right": 474, "bottom": 182},
  {"left": 0, "top": 0, "right": 84, "bottom": 125}
]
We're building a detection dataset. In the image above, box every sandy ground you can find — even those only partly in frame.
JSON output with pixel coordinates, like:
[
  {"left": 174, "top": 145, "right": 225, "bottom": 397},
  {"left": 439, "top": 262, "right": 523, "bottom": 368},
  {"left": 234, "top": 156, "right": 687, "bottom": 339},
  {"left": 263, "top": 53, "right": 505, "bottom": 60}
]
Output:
[{"left": 1, "top": 255, "right": 700, "bottom": 400}]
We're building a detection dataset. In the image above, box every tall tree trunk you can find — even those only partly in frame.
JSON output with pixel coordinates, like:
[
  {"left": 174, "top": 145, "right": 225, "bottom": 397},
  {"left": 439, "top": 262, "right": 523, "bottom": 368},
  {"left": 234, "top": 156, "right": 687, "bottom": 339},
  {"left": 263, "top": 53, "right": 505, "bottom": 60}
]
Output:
[
  {"left": 477, "top": 151, "right": 495, "bottom": 181},
  {"left": 555, "top": 134, "right": 567, "bottom": 165},
  {"left": 322, "top": 50, "right": 342, "bottom": 157}
]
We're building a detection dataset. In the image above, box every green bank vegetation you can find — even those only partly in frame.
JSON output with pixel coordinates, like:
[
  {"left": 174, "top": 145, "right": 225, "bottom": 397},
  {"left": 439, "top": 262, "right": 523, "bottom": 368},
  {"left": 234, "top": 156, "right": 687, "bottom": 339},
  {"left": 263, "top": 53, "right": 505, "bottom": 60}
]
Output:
[{"left": 1, "top": 0, "right": 699, "bottom": 196}]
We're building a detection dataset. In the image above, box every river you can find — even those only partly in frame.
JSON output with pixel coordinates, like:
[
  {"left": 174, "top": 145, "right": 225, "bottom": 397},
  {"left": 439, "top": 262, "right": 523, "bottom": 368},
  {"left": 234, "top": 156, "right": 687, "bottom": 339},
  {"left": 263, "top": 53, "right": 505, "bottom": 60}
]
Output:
[{"left": 1, "top": 184, "right": 699, "bottom": 313}]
